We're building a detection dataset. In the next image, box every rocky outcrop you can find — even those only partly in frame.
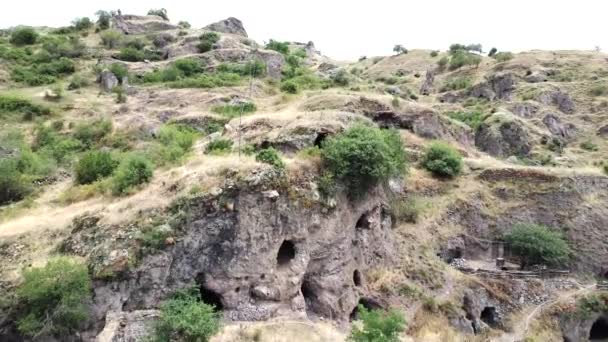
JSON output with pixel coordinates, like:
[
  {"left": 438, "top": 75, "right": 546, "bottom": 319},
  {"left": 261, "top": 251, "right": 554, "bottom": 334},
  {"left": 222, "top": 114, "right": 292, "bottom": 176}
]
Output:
[
  {"left": 542, "top": 113, "right": 576, "bottom": 140},
  {"left": 509, "top": 102, "right": 539, "bottom": 118},
  {"left": 469, "top": 72, "right": 515, "bottom": 101},
  {"left": 475, "top": 113, "right": 532, "bottom": 158},
  {"left": 419, "top": 69, "right": 435, "bottom": 95},
  {"left": 597, "top": 125, "right": 608, "bottom": 137},
  {"left": 66, "top": 168, "right": 398, "bottom": 333},
  {"left": 462, "top": 288, "right": 505, "bottom": 333},
  {"left": 537, "top": 90, "right": 576, "bottom": 114},
  {"left": 111, "top": 14, "right": 177, "bottom": 35},
  {"left": 100, "top": 70, "right": 119, "bottom": 93},
  {"left": 96, "top": 310, "right": 159, "bottom": 342},
  {"left": 204, "top": 17, "right": 248, "bottom": 37}
]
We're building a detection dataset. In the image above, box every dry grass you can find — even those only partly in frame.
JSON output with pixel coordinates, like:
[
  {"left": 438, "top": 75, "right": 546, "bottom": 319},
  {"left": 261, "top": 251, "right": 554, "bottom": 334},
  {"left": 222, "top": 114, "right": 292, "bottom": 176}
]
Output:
[{"left": 211, "top": 320, "right": 346, "bottom": 342}]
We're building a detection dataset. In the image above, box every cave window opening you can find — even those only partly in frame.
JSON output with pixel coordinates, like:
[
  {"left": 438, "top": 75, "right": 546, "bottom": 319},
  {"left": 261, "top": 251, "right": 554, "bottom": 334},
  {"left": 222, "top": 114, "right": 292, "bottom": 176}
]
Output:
[
  {"left": 314, "top": 133, "right": 328, "bottom": 147},
  {"left": 603, "top": 271, "right": 608, "bottom": 279},
  {"left": 277, "top": 240, "right": 296, "bottom": 267},
  {"left": 453, "top": 247, "right": 463, "bottom": 259},
  {"left": 590, "top": 315, "right": 608, "bottom": 340},
  {"left": 349, "top": 297, "right": 383, "bottom": 321},
  {"left": 353, "top": 270, "right": 362, "bottom": 287},
  {"left": 199, "top": 285, "right": 224, "bottom": 311},
  {"left": 301, "top": 278, "right": 318, "bottom": 315},
  {"left": 260, "top": 140, "right": 271, "bottom": 149},
  {"left": 356, "top": 213, "right": 370, "bottom": 230},
  {"left": 480, "top": 306, "right": 498, "bottom": 328}
]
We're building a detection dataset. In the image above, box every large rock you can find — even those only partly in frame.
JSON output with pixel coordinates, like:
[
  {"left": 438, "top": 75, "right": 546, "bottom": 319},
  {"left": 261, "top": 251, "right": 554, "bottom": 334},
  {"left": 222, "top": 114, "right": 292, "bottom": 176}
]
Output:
[
  {"left": 204, "top": 17, "right": 248, "bottom": 37},
  {"left": 111, "top": 14, "right": 177, "bottom": 35},
  {"left": 475, "top": 112, "right": 532, "bottom": 158},
  {"left": 419, "top": 69, "right": 435, "bottom": 95},
  {"left": 469, "top": 72, "right": 516, "bottom": 101},
  {"left": 100, "top": 70, "right": 119, "bottom": 93},
  {"left": 96, "top": 310, "right": 159, "bottom": 342},
  {"left": 542, "top": 113, "right": 576, "bottom": 140},
  {"left": 537, "top": 90, "right": 575, "bottom": 114},
  {"left": 509, "top": 101, "right": 539, "bottom": 118}
]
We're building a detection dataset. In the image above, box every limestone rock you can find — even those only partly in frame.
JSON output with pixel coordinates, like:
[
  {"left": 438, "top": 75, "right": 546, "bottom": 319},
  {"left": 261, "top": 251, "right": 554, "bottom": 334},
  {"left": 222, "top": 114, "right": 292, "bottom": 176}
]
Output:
[
  {"left": 542, "top": 113, "right": 576, "bottom": 140},
  {"left": 419, "top": 69, "right": 435, "bottom": 95},
  {"left": 475, "top": 113, "right": 532, "bottom": 158},
  {"left": 204, "top": 17, "right": 248, "bottom": 37},
  {"left": 100, "top": 70, "right": 119, "bottom": 93},
  {"left": 111, "top": 14, "right": 177, "bottom": 35}
]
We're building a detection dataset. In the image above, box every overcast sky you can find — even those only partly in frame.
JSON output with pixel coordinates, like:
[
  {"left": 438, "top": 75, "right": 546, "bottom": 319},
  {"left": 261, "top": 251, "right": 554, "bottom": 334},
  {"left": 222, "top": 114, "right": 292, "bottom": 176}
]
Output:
[{"left": 2, "top": 0, "right": 606, "bottom": 60}]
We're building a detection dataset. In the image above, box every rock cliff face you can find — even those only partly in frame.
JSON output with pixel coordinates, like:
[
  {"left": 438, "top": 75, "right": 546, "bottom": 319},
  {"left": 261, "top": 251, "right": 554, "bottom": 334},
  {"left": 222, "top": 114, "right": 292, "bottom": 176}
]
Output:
[{"left": 76, "top": 169, "right": 397, "bottom": 334}]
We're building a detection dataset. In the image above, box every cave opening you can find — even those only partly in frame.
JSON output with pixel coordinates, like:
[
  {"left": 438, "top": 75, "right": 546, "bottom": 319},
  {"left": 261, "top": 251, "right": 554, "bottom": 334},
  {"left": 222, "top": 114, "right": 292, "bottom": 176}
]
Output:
[
  {"left": 349, "top": 297, "right": 383, "bottom": 321},
  {"left": 353, "top": 270, "right": 362, "bottom": 287},
  {"left": 480, "top": 306, "right": 498, "bottom": 327},
  {"left": 356, "top": 213, "right": 370, "bottom": 230},
  {"left": 277, "top": 240, "right": 296, "bottom": 267},
  {"left": 301, "top": 278, "right": 319, "bottom": 315},
  {"left": 196, "top": 273, "right": 224, "bottom": 312},
  {"left": 590, "top": 315, "right": 608, "bottom": 340},
  {"left": 314, "top": 133, "right": 328, "bottom": 147}
]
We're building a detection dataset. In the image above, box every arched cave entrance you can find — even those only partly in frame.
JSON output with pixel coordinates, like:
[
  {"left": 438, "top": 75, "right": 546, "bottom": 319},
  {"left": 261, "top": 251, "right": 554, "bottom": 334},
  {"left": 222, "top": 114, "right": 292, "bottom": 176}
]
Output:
[
  {"left": 349, "top": 297, "right": 383, "bottom": 321},
  {"left": 196, "top": 273, "right": 224, "bottom": 312},
  {"left": 353, "top": 270, "right": 362, "bottom": 287},
  {"left": 260, "top": 140, "right": 271, "bottom": 149},
  {"left": 356, "top": 213, "right": 370, "bottom": 230},
  {"left": 590, "top": 315, "right": 608, "bottom": 340},
  {"left": 480, "top": 306, "right": 499, "bottom": 328},
  {"left": 314, "top": 133, "right": 328, "bottom": 147},
  {"left": 277, "top": 240, "right": 296, "bottom": 267}
]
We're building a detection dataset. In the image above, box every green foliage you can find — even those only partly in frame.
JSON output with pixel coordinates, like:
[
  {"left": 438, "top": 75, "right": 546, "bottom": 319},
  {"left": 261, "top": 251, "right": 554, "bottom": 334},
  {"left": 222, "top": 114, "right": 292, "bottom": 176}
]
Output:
[
  {"left": 167, "top": 72, "right": 241, "bottom": 89},
  {"left": 72, "top": 17, "right": 93, "bottom": 31},
  {"left": 493, "top": 51, "right": 514, "bottom": 62},
  {"left": 40, "top": 35, "right": 86, "bottom": 58},
  {"left": 108, "top": 63, "right": 129, "bottom": 80},
  {"left": 11, "top": 57, "right": 76, "bottom": 86},
  {"left": 205, "top": 138, "right": 233, "bottom": 155},
  {"left": 10, "top": 27, "right": 38, "bottom": 46},
  {"left": 113, "top": 86, "right": 127, "bottom": 103},
  {"left": 331, "top": 69, "right": 350, "bottom": 86},
  {"left": 265, "top": 39, "right": 290, "bottom": 54},
  {"left": 211, "top": 102, "right": 256, "bottom": 119},
  {"left": 198, "top": 32, "right": 220, "bottom": 53},
  {"left": 488, "top": 47, "right": 498, "bottom": 57},
  {"left": 575, "top": 293, "right": 608, "bottom": 319},
  {"left": 280, "top": 80, "right": 299, "bottom": 94},
  {"left": 111, "top": 154, "right": 154, "bottom": 195},
  {"left": 73, "top": 119, "right": 113, "bottom": 148},
  {"left": 590, "top": 84, "right": 607, "bottom": 97},
  {"left": 16, "top": 257, "right": 91, "bottom": 338},
  {"left": 504, "top": 224, "right": 570, "bottom": 268},
  {"left": 173, "top": 58, "right": 203, "bottom": 77},
  {"left": 322, "top": 125, "right": 407, "bottom": 196},
  {"left": 75, "top": 150, "right": 118, "bottom": 185},
  {"left": 580, "top": 140, "right": 599, "bottom": 151},
  {"left": 153, "top": 125, "right": 197, "bottom": 165},
  {"left": 393, "top": 44, "right": 408, "bottom": 55},
  {"left": 0, "top": 94, "right": 51, "bottom": 120},
  {"left": 256, "top": 147, "right": 285, "bottom": 169},
  {"left": 148, "top": 8, "right": 169, "bottom": 20},
  {"left": 447, "top": 111, "right": 487, "bottom": 131},
  {"left": 178, "top": 21, "right": 191, "bottom": 29},
  {"left": 100, "top": 29, "right": 123, "bottom": 49},
  {"left": 95, "top": 10, "right": 111, "bottom": 30},
  {"left": 441, "top": 77, "right": 471, "bottom": 92},
  {"left": 150, "top": 287, "right": 220, "bottom": 342},
  {"left": 317, "top": 172, "right": 337, "bottom": 198},
  {"left": 118, "top": 47, "right": 144, "bottom": 61},
  {"left": 348, "top": 305, "right": 406, "bottom": 342},
  {"left": 0, "top": 158, "right": 32, "bottom": 205},
  {"left": 391, "top": 196, "right": 426, "bottom": 224},
  {"left": 124, "top": 37, "right": 147, "bottom": 50},
  {"left": 448, "top": 50, "right": 481, "bottom": 70},
  {"left": 437, "top": 56, "right": 448, "bottom": 69},
  {"left": 421, "top": 142, "right": 463, "bottom": 178},
  {"left": 67, "top": 73, "right": 90, "bottom": 90},
  {"left": 216, "top": 59, "right": 267, "bottom": 78},
  {"left": 430, "top": 50, "right": 439, "bottom": 57}
]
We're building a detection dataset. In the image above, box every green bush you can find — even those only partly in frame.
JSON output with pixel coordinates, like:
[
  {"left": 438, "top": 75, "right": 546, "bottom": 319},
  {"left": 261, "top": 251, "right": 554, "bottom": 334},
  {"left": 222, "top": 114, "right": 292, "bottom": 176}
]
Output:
[
  {"left": 174, "top": 58, "right": 202, "bottom": 77},
  {"left": 393, "top": 44, "right": 408, "bottom": 55},
  {"left": 11, "top": 57, "right": 76, "bottom": 86},
  {"left": 331, "top": 69, "right": 350, "bottom": 86},
  {"left": 437, "top": 56, "right": 449, "bottom": 69},
  {"left": 10, "top": 27, "right": 38, "bottom": 46},
  {"left": 40, "top": 35, "right": 86, "bottom": 58},
  {"left": 17, "top": 257, "right": 91, "bottom": 338},
  {"left": 100, "top": 29, "right": 123, "bottom": 49},
  {"left": 449, "top": 50, "right": 481, "bottom": 70},
  {"left": 113, "top": 86, "right": 127, "bottom": 103},
  {"left": 211, "top": 102, "right": 256, "bottom": 119},
  {"left": 148, "top": 8, "right": 169, "bottom": 20},
  {"left": 580, "top": 140, "right": 599, "bottom": 151},
  {"left": 280, "top": 80, "right": 299, "bottom": 94},
  {"left": 167, "top": 72, "right": 241, "bottom": 88},
  {"left": 95, "top": 10, "right": 111, "bottom": 30},
  {"left": 216, "top": 59, "right": 266, "bottom": 78},
  {"left": 67, "top": 73, "right": 90, "bottom": 90},
  {"left": 150, "top": 287, "right": 220, "bottom": 342},
  {"left": 265, "top": 39, "right": 289, "bottom": 54},
  {"left": 0, "top": 158, "right": 31, "bottom": 205},
  {"left": 198, "top": 32, "right": 220, "bottom": 53},
  {"left": 124, "top": 37, "right": 147, "bottom": 50},
  {"left": 178, "top": 21, "right": 191, "bottom": 29},
  {"left": 421, "top": 142, "right": 463, "bottom": 177},
  {"left": 72, "top": 17, "right": 93, "bottom": 31},
  {"left": 430, "top": 50, "right": 439, "bottom": 57},
  {"left": 441, "top": 77, "right": 471, "bottom": 92},
  {"left": 590, "top": 84, "right": 607, "bottom": 97},
  {"left": 0, "top": 94, "right": 51, "bottom": 120},
  {"left": 322, "top": 125, "right": 406, "bottom": 196},
  {"left": 255, "top": 147, "right": 284, "bottom": 169},
  {"left": 494, "top": 51, "right": 514, "bottom": 62},
  {"left": 348, "top": 305, "right": 406, "bottom": 342},
  {"left": 112, "top": 154, "right": 154, "bottom": 195},
  {"left": 118, "top": 47, "right": 144, "bottom": 62},
  {"left": 447, "top": 111, "right": 487, "bottom": 131},
  {"left": 153, "top": 125, "right": 197, "bottom": 164},
  {"left": 205, "top": 138, "right": 233, "bottom": 154},
  {"left": 108, "top": 63, "right": 128, "bottom": 80},
  {"left": 73, "top": 119, "right": 113, "bottom": 148},
  {"left": 488, "top": 47, "right": 498, "bottom": 57},
  {"left": 75, "top": 150, "right": 118, "bottom": 184},
  {"left": 504, "top": 224, "right": 570, "bottom": 268}
]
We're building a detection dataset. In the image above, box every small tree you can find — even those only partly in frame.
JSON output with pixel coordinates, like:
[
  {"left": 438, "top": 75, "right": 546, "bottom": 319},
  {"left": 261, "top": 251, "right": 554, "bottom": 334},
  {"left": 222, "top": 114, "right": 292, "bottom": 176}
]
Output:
[
  {"left": 178, "top": 21, "right": 191, "bottom": 29},
  {"left": 10, "top": 27, "right": 38, "bottom": 46},
  {"left": 95, "top": 10, "right": 111, "bottom": 30},
  {"left": 75, "top": 150, "right": 118, "bottom": 184},
  {"left": 148, "top": 8, "right": 169, "bottom": 20},
  {"left": 100, "top": 29, "right": 123, "bottom": 49},
  {"left": 393, "top": 44, "right": 408, "bottom": 55},
  {"left": 504, "top": 224, "right": 570, "bottom": 269},
  {"left": 198, "top": 32, "right": 220, "bottom": 53},
  {"left": 256, "top": 147, "right": 284, "bottom": 169},
  {"left": 17, "top": 257, "right": 91, "bottom": 338},
  {"left": 488, "top": 47, "right": 498, "bottom": 57},
  {"left": 265, "top": 39, "right": 290, "bottom": 54},
  {"left": 72, "top": 17, "right": 93, "bottom": 31},
  {"left": 421, "top": 142, "right": 463, "bottom": 178},
  {"left": 112, "top": 154, "right": 153, "bottom": 195},
  {"left": 348, "top": 305, "right": 406, "bottom": 342}
]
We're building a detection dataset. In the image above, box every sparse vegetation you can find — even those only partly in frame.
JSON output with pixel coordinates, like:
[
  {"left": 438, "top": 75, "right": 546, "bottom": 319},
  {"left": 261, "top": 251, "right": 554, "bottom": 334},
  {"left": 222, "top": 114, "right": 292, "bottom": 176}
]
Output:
[
  {"left": 16, "top": 257, "right": 91, "bottom": 338},
  {"left": 211, "top": 102, "right": 256, "bottom": 119},
  {"left": 198, "top": 32, "right": 220, "bottom": 53},
  {"left": 148, "top": 8, "right": 169, "bottom": 20},
  {"left": 493, "top": 51, "right": 514, "bottom": 62},
  {"left": 95, "top": 10, "right": 111, "bottom": 30},
  {"left": 265, "top": 39, "right": 290, "bottom": 54},
  {"left": 504, "top": 224, "right": 570, "bottom": 268},
  {"left": 100, "top": 29, "right": 123, "bottom": 49},
  {"left": 205, "top": 138, "right": 233, "bottom": 155},
  {"left": 322, "top": 125, "right": 407, "bottom": 196},
  {"left": 590, "top": 84, "right": 607, "bottom": 97},
  {"left": 10, "top": 27, "right": 38, "bottom": 46},
  {"left": 348, "top": 305, "right": 406, "bottom": 342},
  {"left": 152, "top": 125, "right": 197, "bottom": 165},
  {"left": 441, "top": 77, "right": 471, "bottom": 92},
  {"left": 150, "top": 287, "right": 220, "bottom": 342},
  {"left": 393, "top": 44, "right": 408, "bottom": 55},
  {"left": 421, "top": 142, "right": 463, "bottom": 178},
  {"left": 111, "top": 154, "right": 154, "bottom": 195},
  {"left": 430, "top": 50, "right": 439, "bottom": 57},
  {"left": 0, "top": 94, "right": 51, "bottom": 120},
  {"left": 75, "top": 150, "right": 118, "bottom": 185},
  {"left": 447, "top": 110, "right": 487, "bottom": 131},
  {"left": 580, "top": 140, "right": 599, "bottom": 151},
  {"left": 256, "top": 147, "right": 284, "bottom": 169}
]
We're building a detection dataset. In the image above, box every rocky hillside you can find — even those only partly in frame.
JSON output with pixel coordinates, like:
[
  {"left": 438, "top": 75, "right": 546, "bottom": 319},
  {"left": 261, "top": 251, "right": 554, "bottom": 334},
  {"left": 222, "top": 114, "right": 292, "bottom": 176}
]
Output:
[{"left": 1, "top": 10, "right": 608, "bottom": 342}]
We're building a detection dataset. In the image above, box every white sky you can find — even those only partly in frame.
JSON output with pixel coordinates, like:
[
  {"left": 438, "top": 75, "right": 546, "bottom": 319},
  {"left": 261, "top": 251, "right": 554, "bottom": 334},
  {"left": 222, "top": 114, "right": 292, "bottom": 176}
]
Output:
[{"left": 2, "top": 0, "right": 606, "bottom": 60}]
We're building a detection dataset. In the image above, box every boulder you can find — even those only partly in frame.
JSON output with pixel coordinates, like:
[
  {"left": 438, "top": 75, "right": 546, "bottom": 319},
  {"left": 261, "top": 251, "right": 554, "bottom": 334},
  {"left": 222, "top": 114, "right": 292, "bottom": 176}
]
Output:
[
  {"left": 475, "top": 113, "right": 532, "bottom": 158},
  {"left": 537, "top": 90, "right": 575, "bottom": 114},
  {"left": 111, "top": 14, "right": 177, "bottom": 35},
  {"left": 100, "top": 70, "right": 119, "bottom": 93},
  {"left": 469, "top": 72, "right": 515, "bottom": 101},
  {"left": 204, "top": 17, "right": 248, "bottom": 37},
  {"left": 542, "top": 113, "right": 576, "bottom": 140},
  {"left": 419, "top": 69, "right": 435, "bottom": 95},
  {"left": 524, "top": 71, "right": 548, "bottom": 83},
  {"left": 597, "top": 124, "right": 608, "bottom": 137},
  {"left": 509, "top": 101, "right": 539, "bottom": 118}
]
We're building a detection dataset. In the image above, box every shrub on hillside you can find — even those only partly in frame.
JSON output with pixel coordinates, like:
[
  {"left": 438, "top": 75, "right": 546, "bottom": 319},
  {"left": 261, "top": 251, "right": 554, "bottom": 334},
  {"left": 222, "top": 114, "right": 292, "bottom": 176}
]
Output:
[
  {"left": 493, "top": 51, "right": 514, "bottom": 62},
  {"left": 198, "top": 32, "right": 219, "bottom": 53},
  {"left": 280, "top": 80, "right": 299, "bottom": 94},
  {"left": 75, "top": 150, "right": 118, "bottom": 185},
  {"left": 331, "top": 69, "right": 350, "bottom": 86},
  {"left": 108, "top": 63, "right": 128, "bottom": 80},
  {"left": 441, "top": 77, "right": 471, "bottom": 92},
  {"left": 348, "top": 305, "right": 406, "bottom": 342},
  {"left": 0, "top": 158, "right": 31, "bottom": 205},
  {"left": 95, "top": 10, "right": 111, "bottom": 30},
  {"left": 177, "top": 21, "right": 191, "bottom": 29},
  {"left": 10, "top": 27, "right": 38, "bottom": 46},
  {"left": 504, "top": 224, "right": 570, "bottom": 268},
  {"left": 111, "top": 154, "right": 154, "bottom": 195},
  {"left": 211, "top": 102, "right": 256, "bottom": 119},
  {"left": 216, "top": 59, "right": 267, "bottom": 78},
  {"left": 153, "top": 125, "right": 197, "bottom": 164},
  {"left": 265, "top": 39, "right": 290, "bottom": 54},
  {"left": 150, "top": 287, "right": 220, "bottom": 342},
  {"left": 205, "top": 138, "right": 233, "bottom": 155},
  {"left": 437, "top": 56, "right": 449, "bottom": 69},
  {"left": 11, "top": 57, "right": 76, "bottom": 86},
  {"left": 322, "top": 125, "right": 407, "bottom": 196},
  {"left": 173, "top": 58, "right": 202, "bottom": 77},
  {"left": 449, "top": 50, "right": 481, "bottom": 70},
  {"left": 16, "top": 257, "right": 91, "bottom": 338},
  {"left": 167, "top": 72, "right": 241, "bottom": 88},
  {"left": 447, "top": 111, "right": 487, "bottom": 131},
  {"left": 255, "top": 147, "right": 284, "bottom": 169},
  {"left": 73, "top": 119, "right": 113, "bottom": 148},
  {"left": 72, "top": 17, "right": 93, "bottom": 31},
  {"left": 421, "top": 142, "right": 463, "bottom": 177},
  {"left": 0, "top": 94, "right": 51, "bottom": 120},
  {"left": 430, "top": 50, "right": 439, "bottom": 57},
  {"left": 488, "top": 47, "right": 498, "bottom": 57},
  {"left": 118, "top": 47, "right": 144, "bottom": 61},
  {"left": 100, "top": 29, "right": 123, "bottom": 49},
  {"left": 148, "top": 8, "right": 169, "bottom": 20}
]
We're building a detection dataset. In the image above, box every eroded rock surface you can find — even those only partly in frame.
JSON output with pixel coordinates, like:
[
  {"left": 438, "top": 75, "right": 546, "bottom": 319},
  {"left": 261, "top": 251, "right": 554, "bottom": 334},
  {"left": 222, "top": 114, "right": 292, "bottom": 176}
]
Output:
[{"left": 204, "top": 17, "right": 248, "bottom": 37}]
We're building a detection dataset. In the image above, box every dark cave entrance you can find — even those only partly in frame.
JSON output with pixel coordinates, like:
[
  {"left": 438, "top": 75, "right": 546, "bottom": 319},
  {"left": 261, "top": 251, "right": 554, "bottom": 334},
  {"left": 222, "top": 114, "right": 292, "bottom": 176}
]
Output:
[
  {"left": 301, "top": 278, "right": 320, "bottom": 315},
  {"left": 353, "top": 270, "right": 362, "bottom": 287},
  {"left": 196, "top": 273, "right": 224, "bottom": 312},
  {"left": 356, "top": 213, "right": 370, "bottom": 230},
  {"left": 590, "top": 315, "right": 608, "bottom": 340},
  {"left": 314, "top": 133, "right": 328, "bottom": 147},
  {"left": 277, "top": 240, "right": 296, "bottom": 267},
  {"left": 480, "top": 306, "right": 499, "bottom": 328},
  {"left": 349, "top": 297, "right": 383, "bottom": 321}
]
